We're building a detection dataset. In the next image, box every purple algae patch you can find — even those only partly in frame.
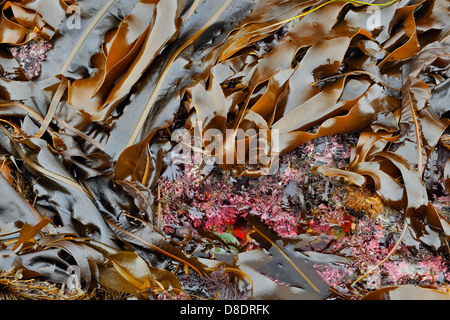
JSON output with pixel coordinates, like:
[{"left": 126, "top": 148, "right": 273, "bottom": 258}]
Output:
[{"left": 8, "top": 40, "right": 52, "bottom": 80}]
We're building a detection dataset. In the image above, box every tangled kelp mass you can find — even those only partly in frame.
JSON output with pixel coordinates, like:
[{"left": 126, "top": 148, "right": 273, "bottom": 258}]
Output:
[{"left": 0, "top": 0, "right": 449, "bottom": 300}]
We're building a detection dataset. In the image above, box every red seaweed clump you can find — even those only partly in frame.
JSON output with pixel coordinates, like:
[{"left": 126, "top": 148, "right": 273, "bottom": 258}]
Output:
[
  {"left": 159, "top": 133, "right": 450, "bottom": 296},
  {"left": 8, "top": 40, "right": 52, "bottom": 80}
]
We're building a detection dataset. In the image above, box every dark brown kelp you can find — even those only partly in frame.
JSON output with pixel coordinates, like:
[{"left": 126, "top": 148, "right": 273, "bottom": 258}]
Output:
[{"left": 0, "top": 0, "right": 449, "bottom": 300}]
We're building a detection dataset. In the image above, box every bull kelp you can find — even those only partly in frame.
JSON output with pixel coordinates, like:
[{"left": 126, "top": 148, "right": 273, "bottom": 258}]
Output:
[{"left": 0, "top": 0, "right": 449, "bottom": 300}]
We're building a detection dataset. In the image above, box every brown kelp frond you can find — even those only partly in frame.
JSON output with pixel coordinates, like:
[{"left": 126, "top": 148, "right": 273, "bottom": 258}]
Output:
[{"left": 246, "top": 214, "right": 331, "bottom": 299}]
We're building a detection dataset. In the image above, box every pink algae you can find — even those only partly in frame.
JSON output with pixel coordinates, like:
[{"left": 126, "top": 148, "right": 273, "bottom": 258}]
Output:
[{"left": 158, "top": 133, "right": 450, "bottom": 293}]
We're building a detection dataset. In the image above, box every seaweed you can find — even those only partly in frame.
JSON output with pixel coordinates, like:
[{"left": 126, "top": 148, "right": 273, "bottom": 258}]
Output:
[{"left": 0, "top": 0, "right": 448, "bottom": 300}]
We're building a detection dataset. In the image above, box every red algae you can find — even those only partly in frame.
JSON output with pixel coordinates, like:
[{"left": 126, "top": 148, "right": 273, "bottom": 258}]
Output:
[
  {"left": 8, "top": 40, "right": 52, "bottom": 80},
  {"left": 159, "top": 132, "right": 450, "bottom": 296}
]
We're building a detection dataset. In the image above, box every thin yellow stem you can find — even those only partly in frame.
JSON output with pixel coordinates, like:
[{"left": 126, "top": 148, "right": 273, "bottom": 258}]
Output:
[
  {"left": 407, "top": 88, "right": 423, "bottom": 175},
  {"left": 310, "top": 70, "right": 402, "bottom": 91}
]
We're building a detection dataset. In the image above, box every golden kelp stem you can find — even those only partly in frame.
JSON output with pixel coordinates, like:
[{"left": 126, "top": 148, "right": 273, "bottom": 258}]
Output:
[
  {"left": 33, "top": 78, "right": 68, "bottom": 139},
  {"left": 407, "top": 88, "right": 423, "bottom": 175},
  {"left": 253, "top": 226, "right": 321, "bottom": 294}
]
